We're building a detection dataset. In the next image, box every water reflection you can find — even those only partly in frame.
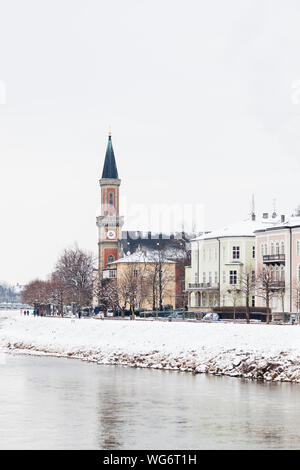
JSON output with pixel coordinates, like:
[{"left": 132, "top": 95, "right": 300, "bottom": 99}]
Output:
[{"left": 0, "top": 355, "right": 300, "bottom": 449}]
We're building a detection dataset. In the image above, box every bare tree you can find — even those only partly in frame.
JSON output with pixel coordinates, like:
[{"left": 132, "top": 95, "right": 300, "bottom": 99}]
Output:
[
  {"left": 54, "top": 246, "right": 95, "bottom": 313},
  {"left": 47, "top": 274, "right": 67, "bottom": 316},
  {"left": 277, "top": 285, "right": 287, "bottom": 324},
  {"left": 256, "top": 265, "right": 280, "bottom": 324},
  {"left": 147, "top": 248, "right": 176, "bottom": 312},
  {"left": 94, "top": 278, "right": 119, "bottom": 314},
  {"left": 117, "top": 262, "right": 148, "bottom": 320},
  {"left": 226, "top": 286, "right": 240, "bottom": 321},
  {"left": 239, "top": 267, "right": 256, "bottom": 324},
  {"left": 22, "top": 279, "right": 51, "bottom": 314},
  {"left": 293, "top": 281, "right": 300, "bottom": 314},
  {"left": 165, "top": 241, "right": 191, "bottom": 311}
]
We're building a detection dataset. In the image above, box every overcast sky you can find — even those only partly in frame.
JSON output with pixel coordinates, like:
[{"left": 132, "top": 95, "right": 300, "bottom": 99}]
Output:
[{"left": 1, "top": 0, "right": 300, "bottom": 285}]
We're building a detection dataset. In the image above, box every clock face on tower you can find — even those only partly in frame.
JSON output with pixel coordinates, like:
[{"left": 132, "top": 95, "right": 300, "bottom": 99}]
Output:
[{"left": 107, "top": 229, "right": 116, "bottom": 240}]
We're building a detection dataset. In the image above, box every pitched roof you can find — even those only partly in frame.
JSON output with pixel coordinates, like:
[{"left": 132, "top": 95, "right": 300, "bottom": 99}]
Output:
[
  {"left": 254, "top": 215, "right": 300, "bottom": 233},
  {"left": 101, "top": 134, "right": 119, "bottom": 179},
  {"left": 192, "top": 215, "right": 283, "bottom": 241},
  {"left": 108, "top": 249, "right": 176, "bottom": 265}
]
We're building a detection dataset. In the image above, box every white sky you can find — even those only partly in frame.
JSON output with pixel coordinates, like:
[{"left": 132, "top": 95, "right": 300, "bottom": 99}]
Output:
[{"left": 1, "top": 0, "right": 300, "bottom": 285}]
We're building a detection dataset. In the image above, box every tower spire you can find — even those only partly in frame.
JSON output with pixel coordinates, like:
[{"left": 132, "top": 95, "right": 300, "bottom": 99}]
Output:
[{"left": 101, "top": 131, "right": 119, "bottom": 179}]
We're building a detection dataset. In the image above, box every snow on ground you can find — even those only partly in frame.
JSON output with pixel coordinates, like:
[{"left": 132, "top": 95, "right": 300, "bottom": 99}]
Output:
[{"left": 1, "top": 310, "right": 300, "bottom": 382}]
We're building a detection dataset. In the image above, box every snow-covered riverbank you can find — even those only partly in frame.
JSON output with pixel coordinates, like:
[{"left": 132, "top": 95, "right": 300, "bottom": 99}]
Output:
[{"left": 1, "top": 311, "right": 300, "bottom": 382}]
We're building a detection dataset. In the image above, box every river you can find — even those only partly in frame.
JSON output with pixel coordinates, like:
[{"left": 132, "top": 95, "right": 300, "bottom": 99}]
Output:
[{"left": 0, "top": 353, "right": 300, "bottom": 449}]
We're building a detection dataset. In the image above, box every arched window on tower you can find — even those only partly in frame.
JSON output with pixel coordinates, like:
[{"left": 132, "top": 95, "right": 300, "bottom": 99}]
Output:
[
  {"left": 108, "top": 192, "right": 114, "bottom": 207},
  {"left": 107, "top": 254, "right": 115, "bottom": 264}
]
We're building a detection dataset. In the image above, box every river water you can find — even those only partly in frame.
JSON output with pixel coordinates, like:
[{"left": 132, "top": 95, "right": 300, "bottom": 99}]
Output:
[{"left": 0, "top": 353, "right": 300, "bottom": 449}]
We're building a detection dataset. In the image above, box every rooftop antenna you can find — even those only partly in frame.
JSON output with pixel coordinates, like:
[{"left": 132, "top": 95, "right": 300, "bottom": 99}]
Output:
[
  {"left": 251, "top": 194, "right": 256, "bottom": 221},
  {"left": 272, "top": 198, "right": 277, "bottom": 218}
]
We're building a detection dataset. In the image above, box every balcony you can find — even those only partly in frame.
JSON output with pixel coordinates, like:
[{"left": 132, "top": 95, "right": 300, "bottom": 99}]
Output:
[
  {"left": 271, "top": 281, "right": 285, "bottom": 289},
  {"left": 263, "top": 254, "right": 285, "bottom": 264},
  {"left": 188, "top": 282, "right": 219, "bottom": 290}
]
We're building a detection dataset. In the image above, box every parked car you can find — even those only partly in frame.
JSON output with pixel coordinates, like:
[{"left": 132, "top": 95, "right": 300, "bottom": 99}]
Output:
[
  {"left": 106, "top": 309, "right": 114, "bottom": 317},
  {"left": 168, "top": 311, "right": 183, "bottom": 320},
  {"left": 94, "top": 306, "right": 105, "bottom": 315},
  {"left": 163, "top": 304, "right": 173, "bottom": 311},
  {"left": 94, "top": 312, "right": 104, "bottom": 319},
  {"left": 202, "top": 313, "right": 220, "bottom": 322}
]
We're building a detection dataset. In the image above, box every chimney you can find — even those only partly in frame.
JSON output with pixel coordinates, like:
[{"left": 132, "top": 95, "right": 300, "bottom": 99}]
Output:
[
  {"left": 263, "top": 213, "right": 268, "bottom": 219},
  {"left": 281, "top": 215, "right": 285, "bottom": 223}
]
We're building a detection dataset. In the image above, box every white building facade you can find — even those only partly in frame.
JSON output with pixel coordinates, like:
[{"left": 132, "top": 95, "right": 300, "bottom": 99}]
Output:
[
  {"left": 186, "top": 215, "right": 280, "bottom": 312},
  {"left": 255, "top": 214, "right": 300, "bottom": 314}
]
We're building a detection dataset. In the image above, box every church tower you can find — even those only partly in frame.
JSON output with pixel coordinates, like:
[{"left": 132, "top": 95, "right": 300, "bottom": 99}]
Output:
[{"left": 96, "top": 132, "right": 123, "bottom": 278}]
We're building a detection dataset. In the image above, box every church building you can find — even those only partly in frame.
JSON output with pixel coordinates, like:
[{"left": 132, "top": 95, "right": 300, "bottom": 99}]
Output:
[{"left": 95, "top": 132, "right": 195, "bottom": 310}]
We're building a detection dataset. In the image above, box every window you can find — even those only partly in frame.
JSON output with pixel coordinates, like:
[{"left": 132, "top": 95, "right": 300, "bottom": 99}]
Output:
[
  {"left": 264, "top": 244, "right": 268, "bottom": 255},
  {"left": 281, "top": 242, "right": 285, "bottom": 255},
  {"left": 133, "top": 269, "right": 139, "bottom": 278},
  {"left": 275, "top": 242, "right": 279, "bottom": 255},
  {"left": 281, "top": 267, "right": 285, "bottom": 281},
  {"left": 109, "top": 270, "right": 116, "bottom": 279},
  {"left": 194, "top": 272, "right": 198, "bottom": 283},
  {"left": 229, "top": 270, "right": 237, "bottom": 285},
  {"left": 107, "top": 254, "right": 115, "bottom": 263},
  {"left": 215, "top": 248, "right": 218, "bottom": 260},
  {"left": 209, "top": 248, "right": 212, "bottom": 260},
  {"left": 252, "top": 246, "right": 255, "bottom": 259},
  {"left": 232, "top": 246, "right": 240, "bottom": 259},
  {"left": 223, "top": 271, "right": 226, "bottom": 283},
  {"left": 222, "top": 246, "right": 226, "bottom": 260},
  {"left": 203, "top": 272, "right": 206, "bottom": 283},
  {"left": 298, "top": 266, "right": 300, "bottom": 282},
  {"left": 270, "top": 242, "right": 274, "bottom": 255},
  {"left": 251, "top": 270, "right": 255, "bottom": 283},
  {"left": 208, "top": 272, "right": 212, "bottom": 284},
  {"left": 214, "top": 271, "right": 218, "bottom": 284},
  {"left": 261, "top": 243, "right": 264, "bottom": 257},
  {"left": 251, "top": 295, "right": 255, "bottom": 307},
  {"left": 108, "top": 192, "right": 114, "bottom": 207},
  {"left": 297, "top": 241, "right": 300, "bottom": 256},
  {"left": 202, "top": 249, "right": 206, "bottom": 261}
]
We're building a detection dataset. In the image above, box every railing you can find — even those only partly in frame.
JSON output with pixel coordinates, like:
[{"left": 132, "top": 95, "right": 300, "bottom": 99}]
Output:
[
  {"left": 263, "top": 254, "right": 285, "bottom": 263},
  {"left": 270, "top": 281, "right": 285, "bottom": 289},
  {"left": 188, "top": 282, "right": 219, "bottom": 289}
]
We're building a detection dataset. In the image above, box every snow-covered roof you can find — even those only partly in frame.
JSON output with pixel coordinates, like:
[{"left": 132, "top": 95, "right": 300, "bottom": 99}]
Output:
[
  {"left": 192, "top": 215, "right": 283, "bottom": 242},
  {"left": 255, "top": 215, "right": 300, "bottom": 233},
  {"left": 108, "top": 249, "right": 176, "bottom": 265}
]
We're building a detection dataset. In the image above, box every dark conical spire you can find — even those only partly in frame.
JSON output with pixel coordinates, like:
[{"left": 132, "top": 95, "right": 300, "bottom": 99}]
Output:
[{"left": 101, "top": 132, "right": 119, "bottom": 179}]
